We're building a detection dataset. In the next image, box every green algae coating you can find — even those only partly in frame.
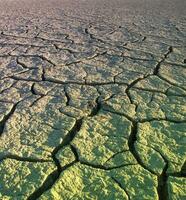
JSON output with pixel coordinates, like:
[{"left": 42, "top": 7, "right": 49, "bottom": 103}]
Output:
[
  {"left": 39, "top": 163, "right": 158, "bottom": 200},
  {"left": 39, "top": 163, "right": 129, "bottom": 200},
  {"left": 103, "top": 95, "right": 136, "bottom": 118},
  {"left": 60, "top": 84, "right": 99, "bottom": 116},
  {"left": 45, "top": 64, "right": 87, "bottom": 83},
  {"left": 135, "top": 75, "right": 171, "bottom": 92},
  {"left": 135, "top": 142, "right": 165, "bottom": 175},
  {"left": 137, "top": 121, "right": 186, "bottom": 173},
  {"left": 166, "top": 47, "right": 186, "bottom": 64},
  {"left": 159, "top": 64, "right": 186, "bottom": 89},
  {"left": 97, "top": 84, "right": 127, "bottom": 101},
  {"left": 104, "top": 150, "right": 137, "bottom": 168},
  {"left": 0, "top": 159, "right": 56, "bottom": 199},
  {"left": 118, "top": 58, "right": 157, "bottom": 74},
  {"left": 115, "top": 69, "right": 144, "bottom": 84},
  {"left": 167, "top": 176, "right": 186, "bottom": 200},
  {"left": 110, "top": 165, "right": 158, "bottom": 200},
  {"left": 0, "top": 2, "right": 185, "bottom": 198},
  {"left": 72, "top": 110, "right": 134, "bottom": 166},
  {"left": 130, "top": 88, "right": 186, "bottom": 121},
  {"left": 0, "top": 102, "right": 14, "bottom": 121},
  {"left": 0, "top": 96, "right": 76, "bottom": 159},
  {"left": 56, "top": 146, "right": 76, "bottom": 167}
]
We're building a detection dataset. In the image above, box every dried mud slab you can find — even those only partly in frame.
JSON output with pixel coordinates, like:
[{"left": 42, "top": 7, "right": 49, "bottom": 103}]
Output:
[
  {"left": 167, "top": 177, "right": 186, "bottom": 200},
  {"left": 39, "top": 163, "right": 158, "bottom": 200},
  {"left": 0, "top": 159, "right": 56, "bottom": 199}
]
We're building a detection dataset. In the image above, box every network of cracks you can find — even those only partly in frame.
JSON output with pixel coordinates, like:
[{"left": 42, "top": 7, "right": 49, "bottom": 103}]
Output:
[{"left": 0, "top": 10, "right": 185, "bottom": 200}]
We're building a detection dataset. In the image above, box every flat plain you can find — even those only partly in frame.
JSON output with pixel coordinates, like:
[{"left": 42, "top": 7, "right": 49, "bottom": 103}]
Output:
[{"left": 0, "top": 0, "right": 185, "bottom": 199}]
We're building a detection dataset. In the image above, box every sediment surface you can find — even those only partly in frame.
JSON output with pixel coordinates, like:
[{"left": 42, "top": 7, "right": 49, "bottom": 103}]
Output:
[{"left": 0, "top": 0, "right": 185, "bottom": 199}]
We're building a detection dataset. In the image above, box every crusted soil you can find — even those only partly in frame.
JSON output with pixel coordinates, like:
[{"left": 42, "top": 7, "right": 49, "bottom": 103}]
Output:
[{"left": 0, "top": 0, "right": 185, "bottom": 199}]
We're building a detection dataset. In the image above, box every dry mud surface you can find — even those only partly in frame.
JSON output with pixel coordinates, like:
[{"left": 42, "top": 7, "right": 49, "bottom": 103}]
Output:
[{"left": 0, "top": 0, "right": 186, "bottom": 199}]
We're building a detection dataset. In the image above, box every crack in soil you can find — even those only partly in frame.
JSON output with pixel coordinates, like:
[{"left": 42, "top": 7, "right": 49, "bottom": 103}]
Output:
[
  {"left": 0, "top": 101, "right": 19, "bottom": 136},
  {"left": 153, "top": 46, "right": 173, "bottom": 75},
  {"left": 157, "top": 162, "right": 169, "bottom": 200},
  {"left": 111, "top": 177, "right": 131, "bottom": 200},
  {"left": 0, "top": 6, "right": 185, "bottom": 199},
  {"left": 0, "top": 154, "right": 51, "bottom": 163},
  {"left": 128, "top": 122, "right": 156, "bottom": 175}
]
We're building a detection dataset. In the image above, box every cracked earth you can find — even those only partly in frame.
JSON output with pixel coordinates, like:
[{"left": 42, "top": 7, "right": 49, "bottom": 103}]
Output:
[{"left": 0, "top": 0, "right": 186, "bottom": 199}]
